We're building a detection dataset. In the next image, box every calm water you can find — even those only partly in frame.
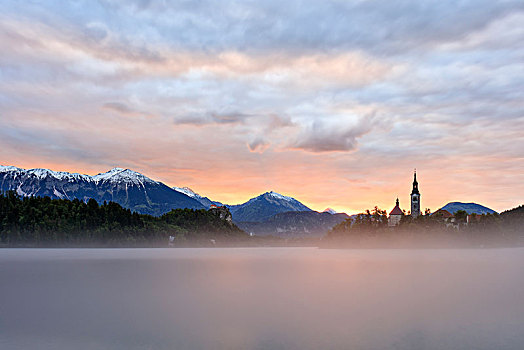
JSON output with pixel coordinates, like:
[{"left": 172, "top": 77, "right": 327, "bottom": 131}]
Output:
[{"left": 1, "top": 247, "right": 523, "bottom": 350}]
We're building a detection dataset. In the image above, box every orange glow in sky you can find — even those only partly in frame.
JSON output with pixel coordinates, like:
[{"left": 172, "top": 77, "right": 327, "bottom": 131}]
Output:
[{"left": 1, "top": 1, "right": 523, "bottom": 214}]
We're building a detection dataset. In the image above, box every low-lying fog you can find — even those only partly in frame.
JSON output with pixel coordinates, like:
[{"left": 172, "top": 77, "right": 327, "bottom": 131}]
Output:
[{"left": 1, "top": 247, "right": 523, "bottom": 350}]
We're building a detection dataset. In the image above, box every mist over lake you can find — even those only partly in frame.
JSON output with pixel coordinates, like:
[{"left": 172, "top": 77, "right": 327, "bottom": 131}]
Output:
[{"left": 1, "top": 247, "right": 523, "bottom": 350}]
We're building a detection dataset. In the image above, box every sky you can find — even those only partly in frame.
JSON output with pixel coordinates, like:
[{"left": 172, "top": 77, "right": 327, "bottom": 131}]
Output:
[{"left": 1, "top": 0, "right": 523, "bottom": 214}]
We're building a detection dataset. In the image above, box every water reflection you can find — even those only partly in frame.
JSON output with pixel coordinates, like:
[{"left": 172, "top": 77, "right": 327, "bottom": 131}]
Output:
[{"left": 1, "top": 248, "right": 523, "bottom": 349}]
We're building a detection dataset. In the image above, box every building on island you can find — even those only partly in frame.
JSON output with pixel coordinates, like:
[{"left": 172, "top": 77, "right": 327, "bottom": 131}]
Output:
[
  {"left": 388, "top": 198, "right": 403, "bottom": 226},
  {"left": 209, "top": 205, "right": 233, "bottom": 223},
  {"left": 387, "top": 170, "right": 421, "bottom": 225},
  {"left": 432, "top": 209, "right": 457, "bottom": 228},
  {"left": 410, "top": 170, "right": 421, "bottom": 218},
  {"left": 433, "top": 209, "right": 454, "bottom": 220}
]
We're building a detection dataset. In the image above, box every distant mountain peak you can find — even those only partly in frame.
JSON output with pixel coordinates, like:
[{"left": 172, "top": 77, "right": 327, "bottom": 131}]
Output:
[
  {"left": 28, "top": 168, "right": 68, "bottom": 180},
  {"left": 93, "top": 168, "right": 158, "bottom": 185},
  {"left": 323, "top": 208, "right": 337, "bottom": 214},
  {"left": 1, "top": 165, "right": 159, "bottom": 185},
  {"left": 439, "top": 202, "right": 496, "bottom": 215},
  {"left": 1, "top": 165, "right": 90, "bottom": 181},
  {"left": 265, "top": 191, "right": 295, "bottom": 201},
  {"left": 247, "top": 191, "right": 296, "bottom": 203},
  {"left": 230, "top": 191, "right": 312, "bottom": 222},
  {"left": 93, "top": 168, "right": 128, "bottom": 179},
  {"left": 0, "top": 165, "right": 21, "bottom": 172}
]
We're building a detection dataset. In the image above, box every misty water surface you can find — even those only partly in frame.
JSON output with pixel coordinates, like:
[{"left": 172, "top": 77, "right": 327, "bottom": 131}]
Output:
[{"left": 1, "top": 247, "right": 523, "bottom": 350}]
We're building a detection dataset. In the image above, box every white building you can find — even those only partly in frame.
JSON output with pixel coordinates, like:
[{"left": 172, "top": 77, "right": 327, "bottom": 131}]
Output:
[{"left": 388, "top": 198, "right": 403, "bottom": 226}]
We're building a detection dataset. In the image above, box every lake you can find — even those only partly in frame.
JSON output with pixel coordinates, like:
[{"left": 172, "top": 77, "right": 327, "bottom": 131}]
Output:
[{"left": 1, "top": 247, "right": 523, "bottom": 350}]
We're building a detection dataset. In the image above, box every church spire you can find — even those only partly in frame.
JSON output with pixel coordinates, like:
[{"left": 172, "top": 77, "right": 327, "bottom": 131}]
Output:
[
  {"left": 410, "top": 169, "right": 421, "bottom": 218},
  {"left": 411, "top": 169, "right": 419, "bottom": 195}
]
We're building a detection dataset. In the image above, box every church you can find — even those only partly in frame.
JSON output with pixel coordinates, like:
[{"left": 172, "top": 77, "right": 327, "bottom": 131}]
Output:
[
  {"left": 411, "top": 170, "right": 421, "bottom": 218},
  {"left": 388, "top": 171, "right": 421, "bottom": 226}
]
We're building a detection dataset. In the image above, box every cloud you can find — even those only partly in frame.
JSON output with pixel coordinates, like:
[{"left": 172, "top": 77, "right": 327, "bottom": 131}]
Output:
[
  {"left": 80, "top": 0, "right": 524, "bottom": 55},
  {"left": 174, "top": 111, "right": 249, "bottom": 126},
  {"left": 101, "top": 102, "right": 157, "bottom": 120},
  {"left": 1, "top": 0, "right": 524, "bottom": 212},
  {"left": 267, "top": 114, "right": 293, "bottom": 129},
  {"left": 84, "top": 22, "right": 109, "bottom": 42},
  {"left": 248, "top": 137, "right": 270, "bottom": 153},
  {"left": 102, "top": 102, "right": 135, "bottom": 114},
  {"left": 289, "top": 113, "right": 378, "bottom": 153}
]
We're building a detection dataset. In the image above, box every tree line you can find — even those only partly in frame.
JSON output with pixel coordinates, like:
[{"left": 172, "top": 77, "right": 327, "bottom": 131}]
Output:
[
  {"left": 0, "top": 191, "right": 247, "bottom": 247},
  {"left": 325, "top": 205, "right": 524, "bottom": 248}
]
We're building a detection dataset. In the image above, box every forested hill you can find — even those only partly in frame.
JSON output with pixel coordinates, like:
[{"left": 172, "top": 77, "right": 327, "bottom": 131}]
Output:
[
  {"left": 500, "top": 204, "right": 524, "bottom": 229},
  {"left": 0, "top": 191, "right": 247, "bottom": 247}
]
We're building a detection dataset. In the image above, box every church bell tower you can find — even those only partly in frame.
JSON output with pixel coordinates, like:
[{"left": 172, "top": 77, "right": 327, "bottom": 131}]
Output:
[{"left": 411, "top": 170, "right": 420, "bottom": 218}]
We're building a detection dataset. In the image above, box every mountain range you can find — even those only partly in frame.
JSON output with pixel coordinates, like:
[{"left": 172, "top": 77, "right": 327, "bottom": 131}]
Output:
[
  {"left": 0, "top": 166, "right": 204, "bottom": 216},
  {"left": 0, "top": 165, "right": 346, "bottom": 237},
  {"left": 1, "top": 165, "right": 501, "bottom": 237}
]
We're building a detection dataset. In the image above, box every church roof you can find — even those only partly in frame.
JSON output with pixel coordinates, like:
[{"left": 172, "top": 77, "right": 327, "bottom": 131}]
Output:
[
  {"left": 390, "top": 198, "right": 403, "bottom": 216},
  {"left": 390, "top": 205, "right": 403, "bottom": 216}
]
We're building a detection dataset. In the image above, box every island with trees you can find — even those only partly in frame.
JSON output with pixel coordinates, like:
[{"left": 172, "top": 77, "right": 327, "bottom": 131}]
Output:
[{"left": 323, "top": 205, "right": 524, "bottom": 248}]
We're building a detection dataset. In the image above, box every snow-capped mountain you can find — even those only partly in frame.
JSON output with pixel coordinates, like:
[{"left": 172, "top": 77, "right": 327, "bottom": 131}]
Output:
[
  {"left": 173, "top": 186, "right": 223, "bottom": 208},
  {"left": 438, "top": 202, "right": 496, "bottom": 215},
  {"left": 0, "top": 165, "right": 92, "bottom": 183},
  {"left": 0, "top": 165, "right": 204, "bottom": 215},
  {"left": 92, "top": 168, "right": 158, "bottom": 186},
  {"left": 229, "top": 191, "right": 312, "bottom": 222},
  {"left": 323, "top": 208, "right": 338, "bottom": 214}
]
